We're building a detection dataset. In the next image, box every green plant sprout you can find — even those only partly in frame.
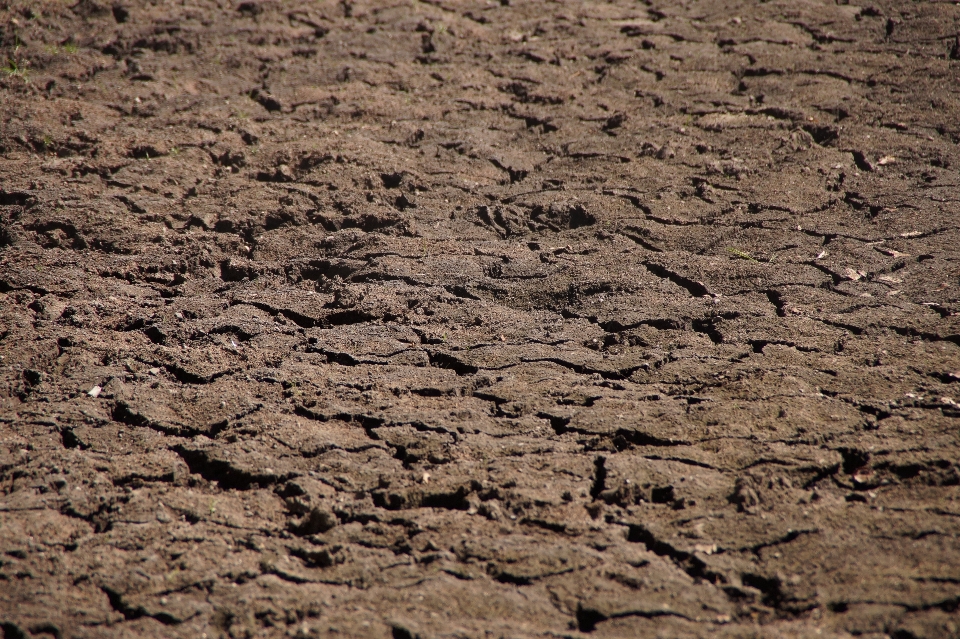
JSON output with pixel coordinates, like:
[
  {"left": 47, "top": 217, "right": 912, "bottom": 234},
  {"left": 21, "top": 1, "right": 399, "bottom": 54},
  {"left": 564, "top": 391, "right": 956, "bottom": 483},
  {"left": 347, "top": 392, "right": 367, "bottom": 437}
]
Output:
[
  {"left": 2, "top": 57, "right": 29, "bottom": 80},
  {"left": 726, "top": 247, "right": 757, "bottom": 261},
  {"left": 3, "top": 36, "right": 30, "bottom": 80},
  {"left": 47, "top": 43, "right": 79, "bottom": 55}
]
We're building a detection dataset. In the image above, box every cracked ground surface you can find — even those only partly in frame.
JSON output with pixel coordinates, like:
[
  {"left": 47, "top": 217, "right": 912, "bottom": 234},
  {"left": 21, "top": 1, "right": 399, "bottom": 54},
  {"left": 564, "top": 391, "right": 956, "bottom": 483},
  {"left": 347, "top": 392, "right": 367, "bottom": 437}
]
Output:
[{"left": 1, "top": 0, "right": 960, "bottom": 637}]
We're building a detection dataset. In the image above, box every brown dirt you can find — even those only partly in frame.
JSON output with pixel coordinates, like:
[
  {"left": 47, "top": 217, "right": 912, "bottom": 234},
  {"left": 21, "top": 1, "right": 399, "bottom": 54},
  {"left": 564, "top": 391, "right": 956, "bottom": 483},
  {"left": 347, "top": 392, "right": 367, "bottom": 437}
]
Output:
[{"left": 1, "top": 1, "right": 959, "bottom": 637}]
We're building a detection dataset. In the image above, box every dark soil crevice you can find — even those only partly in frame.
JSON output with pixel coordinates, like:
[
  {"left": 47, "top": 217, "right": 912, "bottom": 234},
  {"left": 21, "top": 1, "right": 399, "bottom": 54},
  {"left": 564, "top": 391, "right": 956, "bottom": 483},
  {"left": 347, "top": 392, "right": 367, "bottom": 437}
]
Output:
[
  {"left": 626, "top": 523, "right": 725, "bottom": 585},
  {"left": 171, "top": 445, "right": 295, "bottom": 490},
  {"left": 642, "top": 262, "right": 712, "bottom": 297}
]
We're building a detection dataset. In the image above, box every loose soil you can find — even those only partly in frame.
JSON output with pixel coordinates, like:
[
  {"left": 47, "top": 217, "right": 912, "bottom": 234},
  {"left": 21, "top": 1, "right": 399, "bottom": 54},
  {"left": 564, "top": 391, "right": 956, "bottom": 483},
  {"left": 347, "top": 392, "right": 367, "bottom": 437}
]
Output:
[{"left": 1, "top": 1, "right": 959, "bottom": 637}]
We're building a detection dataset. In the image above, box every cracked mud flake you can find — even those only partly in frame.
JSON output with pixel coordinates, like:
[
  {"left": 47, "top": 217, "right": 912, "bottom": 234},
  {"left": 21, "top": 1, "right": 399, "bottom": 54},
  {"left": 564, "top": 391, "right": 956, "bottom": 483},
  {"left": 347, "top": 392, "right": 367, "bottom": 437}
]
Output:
[{"left": 2, "top": 0, "right": 960, "bottom": 637}]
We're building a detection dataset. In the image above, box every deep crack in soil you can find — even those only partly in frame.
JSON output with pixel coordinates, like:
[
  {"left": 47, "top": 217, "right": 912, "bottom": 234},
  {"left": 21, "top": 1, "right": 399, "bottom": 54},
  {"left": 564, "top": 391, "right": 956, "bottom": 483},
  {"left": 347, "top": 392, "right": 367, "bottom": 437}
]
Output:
[{"left": 1, "top": 1, "right": 959, "bottom": 638}]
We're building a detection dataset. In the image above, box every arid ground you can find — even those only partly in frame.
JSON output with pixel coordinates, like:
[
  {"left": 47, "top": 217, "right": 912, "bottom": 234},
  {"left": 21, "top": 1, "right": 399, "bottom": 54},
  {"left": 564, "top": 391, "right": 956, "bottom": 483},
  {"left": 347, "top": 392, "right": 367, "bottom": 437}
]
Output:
[{"left": 1, "top": 1, "right": 959, "bottom": 637}]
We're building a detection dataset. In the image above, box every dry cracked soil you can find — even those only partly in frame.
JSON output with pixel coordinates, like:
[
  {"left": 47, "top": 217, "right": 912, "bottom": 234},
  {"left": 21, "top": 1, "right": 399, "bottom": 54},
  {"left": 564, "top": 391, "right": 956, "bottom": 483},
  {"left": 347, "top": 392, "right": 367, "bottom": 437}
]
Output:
[{"left": 1, "top": 0, "right": 959, "bottom": 637}]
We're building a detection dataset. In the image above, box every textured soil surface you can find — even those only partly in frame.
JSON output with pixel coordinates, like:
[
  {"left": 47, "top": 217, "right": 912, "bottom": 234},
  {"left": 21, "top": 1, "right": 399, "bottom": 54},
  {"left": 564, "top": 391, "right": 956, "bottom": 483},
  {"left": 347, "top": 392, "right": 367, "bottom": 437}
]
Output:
[{"left": 2, "top": 1, "right": 960, "bottom": 637}]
